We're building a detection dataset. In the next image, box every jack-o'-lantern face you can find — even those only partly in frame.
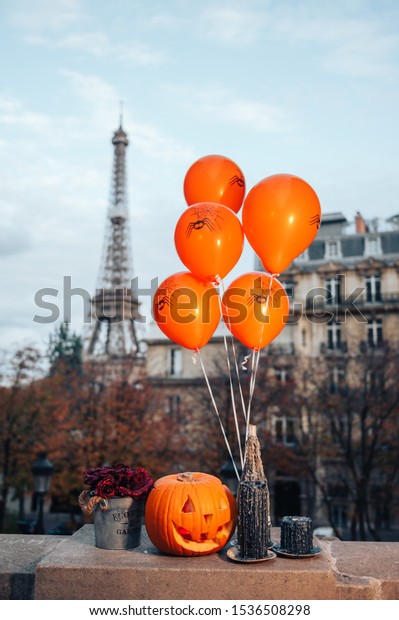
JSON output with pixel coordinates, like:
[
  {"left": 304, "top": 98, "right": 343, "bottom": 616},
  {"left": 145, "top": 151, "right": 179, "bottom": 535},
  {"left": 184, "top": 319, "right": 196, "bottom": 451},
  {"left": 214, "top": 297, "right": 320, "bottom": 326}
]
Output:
[{"left": 145, "top": 472, "right": 237, "bottom": 556}]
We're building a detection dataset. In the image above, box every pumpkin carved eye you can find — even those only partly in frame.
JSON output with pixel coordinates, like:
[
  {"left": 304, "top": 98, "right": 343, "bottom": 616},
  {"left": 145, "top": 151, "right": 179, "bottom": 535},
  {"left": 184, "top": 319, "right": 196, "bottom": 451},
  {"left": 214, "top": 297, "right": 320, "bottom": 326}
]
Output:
[{"left": 182, "top": 497, "right": 195, "bottom": 513}]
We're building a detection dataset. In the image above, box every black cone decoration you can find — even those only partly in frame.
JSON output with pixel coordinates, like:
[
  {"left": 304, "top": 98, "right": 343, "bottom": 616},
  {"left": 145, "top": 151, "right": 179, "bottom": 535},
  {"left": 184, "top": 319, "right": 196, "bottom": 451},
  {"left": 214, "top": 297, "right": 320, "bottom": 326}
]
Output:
[{"left": 237, "top": 424, "right": 272, "bottom": 559}]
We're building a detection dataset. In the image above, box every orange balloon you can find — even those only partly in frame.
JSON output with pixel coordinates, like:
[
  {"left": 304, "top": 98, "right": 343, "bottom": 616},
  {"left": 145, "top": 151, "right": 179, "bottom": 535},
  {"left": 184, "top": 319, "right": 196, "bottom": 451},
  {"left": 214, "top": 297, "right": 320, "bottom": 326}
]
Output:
[
  {"left": 174, "top": 202, "right": 244, "bottom": 283},
  {"left": 184, "top": 155, "right": 246, "bottom": 213},
  {"left": 153, "top": 272, "right": 221, "bottom": 350},
  {"left": 222, "top": 272, "right": 289, "bottom": 350},
  {"left": 242, "top": 174, "right": 321, "bottom": 274}
]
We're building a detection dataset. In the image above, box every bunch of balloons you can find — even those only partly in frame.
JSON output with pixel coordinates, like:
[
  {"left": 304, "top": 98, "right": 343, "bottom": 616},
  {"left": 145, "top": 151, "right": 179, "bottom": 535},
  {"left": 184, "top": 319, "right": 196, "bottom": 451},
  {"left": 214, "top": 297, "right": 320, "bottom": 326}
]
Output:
[{"left": 153, "top": 154, "right": 321, "bottom": 353}]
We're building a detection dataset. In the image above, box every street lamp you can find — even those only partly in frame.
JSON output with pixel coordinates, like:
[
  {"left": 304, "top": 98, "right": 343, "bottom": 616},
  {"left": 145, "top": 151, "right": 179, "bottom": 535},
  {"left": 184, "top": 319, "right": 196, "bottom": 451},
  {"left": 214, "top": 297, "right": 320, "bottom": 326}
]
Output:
[
  {"left": 220, "top": 460, "right": 242, "bottom": 496},
  {"left": 32, "top": 453, "right": 54, "bottom": 534}
]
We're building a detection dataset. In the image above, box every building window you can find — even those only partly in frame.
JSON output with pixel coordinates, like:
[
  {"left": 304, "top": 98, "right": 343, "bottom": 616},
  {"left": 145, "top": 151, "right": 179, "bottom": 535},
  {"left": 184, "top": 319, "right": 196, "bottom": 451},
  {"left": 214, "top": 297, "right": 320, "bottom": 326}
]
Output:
[
  {"left": 329, "top": 367, "right": 345, "bottom": 393},
  {"left": 275, "top": 367, "right": 290, "bottom": 383},
  {"left": 365, "top": 274, "right": 381, "bottom": 302},
  {"left": 274, "top": 416, "right": 295, "bottom": 445},
  {"left": 325, "top": 240, "right": 341, "bottom": 259},
  {"left": 364, "top": 236, "right": 382, "bottom": 257},
  {"left": 297, "top": 249, "right": 308, "bottom": 261},
  {"left": 165, "top": 395, "right": 181, "bottom": 418},
  {"left": 325, "top": 276, "right": 341, "bottom": 305},
  {"left": 284, "top": 282, "right": 295, "bottom": 299},
  {"left": 168, "top": 348, "right": 182, "bottom": 376},
  {"left": 367, "top": 319, "right": 383, "bottom": 348},
  {"left": 327, "top": 320, "right": 342, "bottom": 350}
]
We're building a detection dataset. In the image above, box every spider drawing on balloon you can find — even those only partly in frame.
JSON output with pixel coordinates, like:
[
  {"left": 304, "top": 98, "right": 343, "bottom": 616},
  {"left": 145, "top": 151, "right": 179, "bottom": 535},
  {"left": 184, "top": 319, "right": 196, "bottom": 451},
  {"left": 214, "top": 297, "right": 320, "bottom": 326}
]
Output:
[
  {"left": 185, "top": 207, "right": 224, "bottom": 238},
  {"left": 228, "top": 174, "right": 244, "bottom": 188},
  {"left": 155, "top": 293, "right": 173, "bottom": 313},
  {"left": 309, "top": 214, "right": 321, "bottom": 229},
  {"left": 246, "top": 288, "right": 272, "bottom": 307}
]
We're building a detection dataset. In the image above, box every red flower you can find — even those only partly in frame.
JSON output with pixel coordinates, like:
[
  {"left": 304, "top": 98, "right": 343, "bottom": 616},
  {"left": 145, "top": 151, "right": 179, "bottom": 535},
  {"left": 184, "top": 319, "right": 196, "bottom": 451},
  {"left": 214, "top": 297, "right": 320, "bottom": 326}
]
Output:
[
  {"left": 96, "top": 475, "right": 117, "bottom": 498},
  {"left": 82, "top": 463, "right": 153, "bottom": 500}
]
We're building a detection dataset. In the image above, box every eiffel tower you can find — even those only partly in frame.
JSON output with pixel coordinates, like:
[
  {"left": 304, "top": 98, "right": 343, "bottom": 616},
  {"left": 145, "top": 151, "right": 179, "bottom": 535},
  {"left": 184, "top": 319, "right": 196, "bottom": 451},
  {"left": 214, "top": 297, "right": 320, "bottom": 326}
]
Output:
[{"left": 85, "top": 119, "right": 141, "bottom": 363}]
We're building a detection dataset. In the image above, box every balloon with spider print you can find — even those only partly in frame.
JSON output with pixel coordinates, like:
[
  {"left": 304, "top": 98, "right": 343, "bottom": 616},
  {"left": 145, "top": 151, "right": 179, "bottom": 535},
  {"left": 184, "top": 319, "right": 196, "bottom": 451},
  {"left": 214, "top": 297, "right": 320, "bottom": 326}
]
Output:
[
  {"left": 183, "top": 154, "right": 246, "bottom": 213},
  {"left": 153, "top": 271, "right": 221, "bottom": 350},
  {"left": 174, "top": 202, "right": 244, "bottom": 284},
  {"left": 222, "top": 272, "right": 289, "bottom": 350},
  {"left": 242, "top": 173, "right": 321, "bottom": 276}
]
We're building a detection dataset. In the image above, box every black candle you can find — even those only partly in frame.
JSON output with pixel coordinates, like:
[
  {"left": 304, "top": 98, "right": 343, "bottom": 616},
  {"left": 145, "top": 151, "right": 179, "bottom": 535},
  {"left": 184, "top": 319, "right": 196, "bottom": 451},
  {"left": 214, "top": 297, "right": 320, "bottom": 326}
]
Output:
[
  {"left": 237, "top": 425, "right": 271, "bottom": 559},
  {"left": 280, "top": 516, "right": 313, "bottom": 555}
]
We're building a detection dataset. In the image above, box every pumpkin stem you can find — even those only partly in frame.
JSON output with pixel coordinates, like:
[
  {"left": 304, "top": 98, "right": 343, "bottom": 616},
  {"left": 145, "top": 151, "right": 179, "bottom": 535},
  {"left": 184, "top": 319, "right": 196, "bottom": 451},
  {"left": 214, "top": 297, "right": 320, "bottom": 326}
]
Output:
[{"left": 176, "top": 472, "right": 195, "bottom": 483}]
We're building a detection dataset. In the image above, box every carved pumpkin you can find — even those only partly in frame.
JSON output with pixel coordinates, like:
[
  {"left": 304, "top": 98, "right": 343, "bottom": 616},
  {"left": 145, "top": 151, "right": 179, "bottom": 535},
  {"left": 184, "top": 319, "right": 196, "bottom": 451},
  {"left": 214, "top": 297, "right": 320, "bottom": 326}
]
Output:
[{"left": 145, "top": 471, "right": 237, "bottom": 556}]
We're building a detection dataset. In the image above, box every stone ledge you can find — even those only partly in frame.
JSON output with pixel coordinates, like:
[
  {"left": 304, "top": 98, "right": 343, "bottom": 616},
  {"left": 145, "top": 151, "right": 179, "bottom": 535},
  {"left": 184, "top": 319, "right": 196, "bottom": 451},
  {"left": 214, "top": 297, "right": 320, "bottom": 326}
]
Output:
[
  {"left": 34, "top": 526, "right": 399, "bottom": 600},
  {"left": 0, "top": 533, "right": 66, "bottom": 600},
  {"left": 1, "top": 526, "right": 399, "bottom": 600}
]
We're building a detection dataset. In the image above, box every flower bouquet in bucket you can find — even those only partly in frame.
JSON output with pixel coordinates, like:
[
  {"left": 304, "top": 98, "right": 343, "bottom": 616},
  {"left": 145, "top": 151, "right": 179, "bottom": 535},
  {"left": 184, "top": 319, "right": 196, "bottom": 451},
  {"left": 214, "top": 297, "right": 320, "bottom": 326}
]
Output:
[{"left": 79, "top": 462, "right": 153, "bottom": 549}]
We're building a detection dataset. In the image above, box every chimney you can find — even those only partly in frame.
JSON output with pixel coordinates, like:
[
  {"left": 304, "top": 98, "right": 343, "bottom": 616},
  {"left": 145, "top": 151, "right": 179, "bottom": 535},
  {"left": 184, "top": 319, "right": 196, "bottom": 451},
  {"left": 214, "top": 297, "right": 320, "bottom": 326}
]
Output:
[{"left": 355, "top": 211, "right": 368, "bottom": 234}]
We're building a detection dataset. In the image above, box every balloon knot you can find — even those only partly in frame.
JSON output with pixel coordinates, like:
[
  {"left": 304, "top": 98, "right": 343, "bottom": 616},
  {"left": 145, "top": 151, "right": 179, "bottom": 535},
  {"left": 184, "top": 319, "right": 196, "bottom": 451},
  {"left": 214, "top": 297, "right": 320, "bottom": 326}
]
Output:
[{"left": 192, "top": 351, "right": 198, "bottom": 365}]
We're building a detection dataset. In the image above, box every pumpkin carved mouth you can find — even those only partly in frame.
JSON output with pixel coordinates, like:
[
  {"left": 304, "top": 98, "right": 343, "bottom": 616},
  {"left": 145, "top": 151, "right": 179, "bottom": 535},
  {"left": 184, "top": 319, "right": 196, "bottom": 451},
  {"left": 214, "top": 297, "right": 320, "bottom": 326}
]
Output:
[{"left": 172, "top": 521, "right": 230, "bottom": 552}]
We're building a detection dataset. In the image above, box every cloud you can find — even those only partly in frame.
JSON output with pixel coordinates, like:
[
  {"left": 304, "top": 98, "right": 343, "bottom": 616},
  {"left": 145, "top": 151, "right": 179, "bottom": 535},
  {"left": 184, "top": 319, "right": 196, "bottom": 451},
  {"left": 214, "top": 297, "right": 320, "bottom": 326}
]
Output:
[
  {"left": 60, "top": 70, "right": 192, "bottom": 162},
  {"left": 130, "top": 123, "right": 194, "bottom": 162},
  {"left": 273, "top": 4, "right": 399, "bottom": 78},
  {"left": 0, "top": 221, "right": 32, "bottom": 257},
  {"left": 54, "top": 32, "right": 168, "bottom": 65},
  {"left": 199, "top": 2, "right": 399, "bottom": 77},
  {"left": 324, "top": 24, "right": 399, "bottom": 77},
  {"left": 8, "top": 0, "right": 84, "bottom": 32},
  {"left": 9, "top": 0, "right": 168, "bottom": 67},
  {"left": 55, "top": 31, "right": 109, "bottom": 56},
  {"left": 200, "top": 6, "right": 262, "bottom": 46},
  {"left": 163, "top": 85, "right": 288, "bottom": 133},
  {"left": 59, "top": 70, "right": 119, "bottom": 113},
  {"left": 114, "top": 42, "right": 168, "bottom": 66},
  {"left": 0, "top": 95, "right": 55, "bottom": 133}
]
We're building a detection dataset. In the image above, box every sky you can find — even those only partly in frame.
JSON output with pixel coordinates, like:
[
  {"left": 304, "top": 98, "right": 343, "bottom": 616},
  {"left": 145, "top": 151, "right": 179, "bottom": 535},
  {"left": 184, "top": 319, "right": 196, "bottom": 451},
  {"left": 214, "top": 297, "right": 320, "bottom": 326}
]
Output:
[{"left": 0, "top": 0, "right": 398, "bottom": 354}]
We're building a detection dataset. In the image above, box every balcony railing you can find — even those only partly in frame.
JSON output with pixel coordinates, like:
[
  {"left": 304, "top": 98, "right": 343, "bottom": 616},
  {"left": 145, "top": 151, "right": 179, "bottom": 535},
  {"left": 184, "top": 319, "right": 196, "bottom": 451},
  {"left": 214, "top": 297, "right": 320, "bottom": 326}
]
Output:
[
  {"left": 320, "top": 341, "right": 348, "bottom": 354},
  {"left": 264, "top": 343, "right": 295, "bottom": 355},
  {"left": 306, "top": 292, "right": 399, "bottom": 310},
  {"left": 359, "top": 340, "right": 387, "bottom": 353}
]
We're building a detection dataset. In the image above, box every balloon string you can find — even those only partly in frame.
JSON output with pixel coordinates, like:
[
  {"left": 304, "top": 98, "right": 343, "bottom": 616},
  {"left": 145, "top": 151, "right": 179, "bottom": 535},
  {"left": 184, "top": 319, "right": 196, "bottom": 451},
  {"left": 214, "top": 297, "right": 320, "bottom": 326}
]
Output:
[
  {"left": 241, "top": 354, "right": 250, "bottom": 371},
  {"left": 245, "top": 350, "right": 258, "bottom": 438},
  {"left": 216, "top": 279, "right": 243, "bottom": 468},
  {"left": 223, "top": 334, "right": 244, "bottom": 470},
  {"left": 198, "top": 350, "right": 240, "bottom": 480},
  {"left": 219, "top": 278, "right": 247, "bottom": 423},
  {"left": 245, "top": 274, "right": 275, "bottom": 436}
]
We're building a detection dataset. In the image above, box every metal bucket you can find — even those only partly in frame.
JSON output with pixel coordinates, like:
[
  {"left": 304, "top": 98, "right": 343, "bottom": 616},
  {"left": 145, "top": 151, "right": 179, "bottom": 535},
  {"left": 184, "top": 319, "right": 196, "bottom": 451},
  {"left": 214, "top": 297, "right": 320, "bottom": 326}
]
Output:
[{"left": 93, "top": 496, "right": 144, "bottom": 550}]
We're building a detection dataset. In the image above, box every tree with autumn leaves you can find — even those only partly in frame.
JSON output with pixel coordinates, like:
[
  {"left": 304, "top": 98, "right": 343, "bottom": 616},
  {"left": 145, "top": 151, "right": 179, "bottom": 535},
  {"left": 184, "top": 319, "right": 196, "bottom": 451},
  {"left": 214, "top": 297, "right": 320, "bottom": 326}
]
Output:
[
  {"left": 247, "top": 347, "right": 399, "bottom": 541},
  {"left": 0, "top": 326, "right": 212, "bottom": 529},
  {"left": 0, "top": 346, "right": 44, "bottom": 530},
  {"left": 0, "top": 324, "right": 398, "bottom": 540}
]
